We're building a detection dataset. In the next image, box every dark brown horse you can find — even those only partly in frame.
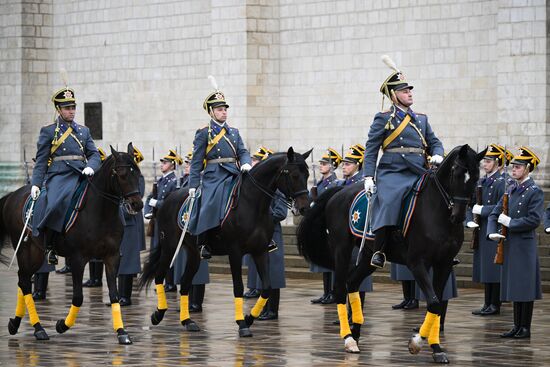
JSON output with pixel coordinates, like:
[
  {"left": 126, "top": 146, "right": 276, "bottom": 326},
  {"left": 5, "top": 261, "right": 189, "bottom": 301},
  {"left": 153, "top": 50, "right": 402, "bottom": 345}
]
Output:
[{"left": 0, "top": 144, "right": 143, "bottom": 344}]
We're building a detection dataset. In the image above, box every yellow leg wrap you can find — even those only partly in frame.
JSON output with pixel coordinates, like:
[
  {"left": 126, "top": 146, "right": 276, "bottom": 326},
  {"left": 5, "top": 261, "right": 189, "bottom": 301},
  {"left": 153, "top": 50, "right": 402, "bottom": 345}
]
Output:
[
  {"left": 428, "top": 315, "right": 441, "bottom": 345},
  {"left": 337, "top": 303, "right": 352, "bottom": 338},
  {"left": 180, "top": 295, "right": 190, "bottom": 322},
  {"left": 24, "top": 294, "right": 40, "bottom": 326},
  {"left": 234, "top": 297, "right": 244, "bottom": 321},
  {"left": 65, "top": 305, "right": 80, "bottom": 328},
  {"left": 15, "top": 288, "right": 26, "bottom": 318},
  {"left": 156, "top": 284, "right": 168, "bottom": 310},
  {"left": 111, "top": 303, "right": 124, "bottom": 331},
  {"left": 348, "top": 292, "right": 364, "bottom": 324},
  {"left": 419, "top": 311, "right": 438, "bottom": 338},
  {"left": 250, "top": 296, "right": 268, "bottom": 318}
]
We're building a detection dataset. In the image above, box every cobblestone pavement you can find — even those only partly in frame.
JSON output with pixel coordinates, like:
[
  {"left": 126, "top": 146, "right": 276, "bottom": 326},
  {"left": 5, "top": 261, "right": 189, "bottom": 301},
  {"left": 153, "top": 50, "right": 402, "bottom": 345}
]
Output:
[{"left": 1, "top": 264, "right": 549, "bottom": 366}]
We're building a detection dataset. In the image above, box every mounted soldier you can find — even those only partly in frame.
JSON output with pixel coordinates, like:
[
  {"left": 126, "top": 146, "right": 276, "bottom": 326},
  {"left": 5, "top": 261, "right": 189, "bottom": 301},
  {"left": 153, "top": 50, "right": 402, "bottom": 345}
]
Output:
[
  {"left": 363, "top": 56, "right": 444, "bottom": 268},
  {"left": 30, "top": 76, "right": 101, "bottom": 265},
  {"left": 188, "top": 76, "right": 252, "bottom": 259}
]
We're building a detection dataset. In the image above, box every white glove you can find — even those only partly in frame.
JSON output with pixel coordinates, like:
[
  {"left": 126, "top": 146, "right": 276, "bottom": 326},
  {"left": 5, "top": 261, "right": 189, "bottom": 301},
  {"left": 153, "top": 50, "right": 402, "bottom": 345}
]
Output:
[
  {"left": 546, "top": 227, "right": 550, "bottom": 234},
  {"left": 240, "top": 163, "right": 252, "bottom": 172},
  {"left": 489, "top": 233, "right": 505, "bottom": 241},
  {"left": 31, "top": 185, "right": 41, "bottom": 200},
  {"left": 188, "top": 188, "right": 196, "bottom": 198},
  {"left": 148, "top": 198, "right": 158, "bottom": 208},
  {"left": 429, "top": 154, "right": 443, "bottom": 165},
  {"left": 364, "top": 177, "right": 375, "bottom": 194},
  {"left": 466, "top": 221, "right": 479, "bottom": 228},
  {"left": 82, "top": 167, "right": 94, "bottom": 176},
  {"left": 144, "top": 212, "right": 153, "bottom": 219},
  {"left": 472, "top": 204, "right": 483, "bottom": 215},
  {"left": 498, "top": 213, "right": 511, "bottom": 227}
]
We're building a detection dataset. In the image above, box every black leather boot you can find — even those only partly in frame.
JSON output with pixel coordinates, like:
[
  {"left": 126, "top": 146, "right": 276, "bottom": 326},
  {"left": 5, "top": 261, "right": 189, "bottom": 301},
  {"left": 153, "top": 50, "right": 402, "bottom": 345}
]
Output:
[
  {"left": 118, "top": 275, "right": 133, "bottom": 307},
  {"left": 196, "top": 233, "right": 211, "bottom": 259},
  {"left": 258, "top": 289, "right": 279, "bottom": 320},
  {"left": 370, "top": 227, "right": 388, "bottom": 268},
  {"left": 32, "top": 272, "right": 49, "bottom": 300},
  {"left": 189, "top": 284, "right": 204, "bottom": 313},
  {"left": 83, "top": 261, "right": 103, "bottom": 287},
  {"left": 311, "top": 272, "right": 331, "bottom": 304},
  {"left": 514, "top": 301, "right": 533, "bottom": 338},
  {"left": 472, "top": 283, "right": 491, "bottom": 315},
  {"left": 501, "top": 302, "right": 520, "bottom": 338},
  {"left": 393, "top": 280, "right": 412, "bottom": 309},
  {"left": 164, "top": 268, "right": 177, "bottom": 292},
  {"left": 244, "top": 288, "right": 260, "bottom": 299}
]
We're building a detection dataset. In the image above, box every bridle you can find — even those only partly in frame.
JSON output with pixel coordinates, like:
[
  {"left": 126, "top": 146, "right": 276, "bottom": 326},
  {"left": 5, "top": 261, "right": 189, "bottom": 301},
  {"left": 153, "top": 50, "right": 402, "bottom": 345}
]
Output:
[{"left": 431, "top": 159, "right": 472, "bottom": 210}]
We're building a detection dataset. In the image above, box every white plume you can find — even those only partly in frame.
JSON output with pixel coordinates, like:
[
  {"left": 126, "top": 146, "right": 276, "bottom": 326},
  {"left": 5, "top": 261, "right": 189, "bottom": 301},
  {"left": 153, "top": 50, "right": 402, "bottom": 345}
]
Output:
[
  {"left": 208, "top": 75, "right": 219, "bottom": 91},
  {"left": 60, "top": 67, "right": 69, "bottom": 87},
  {"left": 381, "top": 55, "right": 399, "bottom": 73}
]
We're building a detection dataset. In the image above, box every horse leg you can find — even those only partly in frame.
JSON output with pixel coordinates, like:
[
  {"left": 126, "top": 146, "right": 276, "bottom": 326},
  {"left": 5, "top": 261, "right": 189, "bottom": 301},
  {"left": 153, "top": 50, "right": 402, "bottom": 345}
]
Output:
[
  {"left": 179, "top": 247, "right": 200, "bottom": 332},
  {"left": 227, "top": 250, "right": 251, "bottom": 337},
  {"left": 346, "top": 253, "right": 376, "bottom": 343},
  {"left": 56, "top": 255, "right": 85, "bottom": 335},
  {"left": 426, "top": 266, "right": 452, "bottom": 364},
  {"left": 18, "top": 270, "right": 49, "bottom": 340},
  {"left": 104, "top": 254, "right": 132, "bottom": 345},
  {"left": 246, "top": 252, "right": 270, "bottom": 324},
  {"left": 8, "top": 287, "right": 26, "bottom": 335}
]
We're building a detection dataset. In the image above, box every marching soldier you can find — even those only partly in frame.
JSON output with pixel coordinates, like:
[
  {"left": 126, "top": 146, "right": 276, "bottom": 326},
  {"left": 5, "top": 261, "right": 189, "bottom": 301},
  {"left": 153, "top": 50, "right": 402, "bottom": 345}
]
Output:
[
  {"left": 467, "top": 144, "right": 509, "bottom": 316},
  {"left": 174, "top": 151, "right": 210, "bottom": 312},
  {"left": 309, "top": 148, "right": 342, "bottom": 305},
  {"left": 363, "top": 56, "right": 444, "bottom": 268},
  {"left": 187, "top": 76, "right": 252, "bottom": 259},
  {"left": 144, "top": 149, "right": 182, "bottom": 292},
  {"left": 488, "top": 147, "right": 544, "bottom": 339},
  {"left": 30, "top": 81, "right": 101, "bottom": 265}
]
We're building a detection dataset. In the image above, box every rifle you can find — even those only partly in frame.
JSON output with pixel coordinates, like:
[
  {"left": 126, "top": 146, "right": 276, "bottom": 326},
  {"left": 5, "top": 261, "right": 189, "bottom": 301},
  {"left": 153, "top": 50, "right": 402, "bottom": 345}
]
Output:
[
  {"left": 494, "top": 147, "right": 509, "bottom": 265},
  {"left": 146, "top": 147, "right": 158, "bottom": 237},
  {"left": 470, "top": 184, "right": 482, "bottom": 250},
  {"left": 310, "top": 151, "right": 318, "bottom": 201},
  {"left": 23, "top": 147, "right": 30, "bottom": 185}
]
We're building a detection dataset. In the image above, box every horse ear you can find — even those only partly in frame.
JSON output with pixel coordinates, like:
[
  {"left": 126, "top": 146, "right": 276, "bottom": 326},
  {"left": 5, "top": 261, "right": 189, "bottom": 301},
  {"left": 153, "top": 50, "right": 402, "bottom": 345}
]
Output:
[
  {"left": 127, "top": 142, "right": 134, "bottom": 155},
  {"left": 476, "top": 147, "right": 488, "bottom": 162},
  {"left": 287, "top": 147, "right": 295, "bottom": 162},
  {"left": 459, "top": 144, "right": 469, "bottom": 158},
  {"left": 110, "top": 145, "right": 119, "bottom": 159},
  {"left": 301, "top": 148, "right": 313, "bottom": 160}
]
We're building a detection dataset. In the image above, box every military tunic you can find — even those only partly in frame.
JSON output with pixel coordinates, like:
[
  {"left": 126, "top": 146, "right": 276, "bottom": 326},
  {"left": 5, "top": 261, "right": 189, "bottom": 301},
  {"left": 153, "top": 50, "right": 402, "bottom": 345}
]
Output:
[
  {"left": 487, "top": 178, "right": 544, "bottom": 302},
  {"left": 31, "top": 117, "right": 101, "bottom": 236},
  {"left": 363, "top": 107, "right": 444, "bottom": 231},
  {"left": 188, "top": 121, "right": 251, "bottom": 236},
  {"left": 144, "top": 171, "right": 178, "bottom": 249}
]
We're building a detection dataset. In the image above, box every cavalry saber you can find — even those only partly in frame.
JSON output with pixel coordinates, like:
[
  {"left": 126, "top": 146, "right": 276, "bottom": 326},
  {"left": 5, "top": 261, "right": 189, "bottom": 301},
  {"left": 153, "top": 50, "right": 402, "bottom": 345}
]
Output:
[
  {"left": 169, "top": 194, "right": 196, "bottom": 268},
  {"left": 356, "top": 190, "right": 373, "bottom": 266},
  {"left": 9, "top": 199, "right": 36, "bottom": 270}
]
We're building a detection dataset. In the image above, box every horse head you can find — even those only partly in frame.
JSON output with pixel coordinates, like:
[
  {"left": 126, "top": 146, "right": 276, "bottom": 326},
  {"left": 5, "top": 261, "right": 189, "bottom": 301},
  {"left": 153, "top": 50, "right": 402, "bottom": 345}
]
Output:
[
  {"left": 444, "top": 144, "right": 487, "bottom": 224},
  {"left": 108, "top": 143, "right": 144, "bottom": 214},
  {"left": 275, "top": 147, "right": 311, "bottom": 215}
]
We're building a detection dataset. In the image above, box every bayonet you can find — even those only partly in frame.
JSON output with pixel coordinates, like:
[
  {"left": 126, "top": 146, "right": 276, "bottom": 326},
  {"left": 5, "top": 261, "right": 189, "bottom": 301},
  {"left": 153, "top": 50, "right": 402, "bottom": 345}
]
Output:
[{"left": 23, "top": 147, "right": 30, "bottom": 185}]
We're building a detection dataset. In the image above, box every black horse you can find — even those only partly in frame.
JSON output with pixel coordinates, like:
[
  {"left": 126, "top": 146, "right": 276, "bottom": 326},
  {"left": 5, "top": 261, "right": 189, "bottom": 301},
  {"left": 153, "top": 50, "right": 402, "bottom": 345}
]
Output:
[
  {"left": 0, "top": 144, "right": 143, "bottom": 344},
  {"left": 138, "top": 147, "right": 310, "bottom": 337},
  {"left": 297, "top": 144, "right": 485, "bottom": 362}
]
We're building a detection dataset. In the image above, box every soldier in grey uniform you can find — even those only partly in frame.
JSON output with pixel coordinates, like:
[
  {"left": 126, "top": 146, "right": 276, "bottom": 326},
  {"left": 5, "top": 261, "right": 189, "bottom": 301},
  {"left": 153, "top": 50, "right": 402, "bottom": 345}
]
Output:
[
  {"left": 309, "top": 148, "right": 342, "bottom": 305},
  {"left": 30, "top": 85, "right": 101, "bottom": 265},
  {"left": 174, "top": 151, "right": 210, "bottom": 312},
  {"left": 488, "top": 147, "right": 544, "bottom": 339},
  {"left": 187, "top": 77, "right": 252, "bottom": 259},
  {"left": 466, "top": 144, "right": 508, "bottom": 316},
  {"left": 363, "top": 57, "right": 444, "bottom": 268},
  {"left": 144, "top": 149, "right": 182, "bottom": 292}
]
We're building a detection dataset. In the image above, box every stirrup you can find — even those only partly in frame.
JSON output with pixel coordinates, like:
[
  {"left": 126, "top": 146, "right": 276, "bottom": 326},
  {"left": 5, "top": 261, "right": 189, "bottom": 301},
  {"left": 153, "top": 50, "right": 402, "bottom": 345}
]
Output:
[
  {"left": 200, "top": 245, "right": 211, "bottom": 260},
  {"left": 370, "top": 251, "right": 386, "bottom": 268},
  {"left": 47, "top": 250, "right": 58, "bottom": 265},
  {"left": 267, "top": 240, "right": 278, "bottom": 253}
]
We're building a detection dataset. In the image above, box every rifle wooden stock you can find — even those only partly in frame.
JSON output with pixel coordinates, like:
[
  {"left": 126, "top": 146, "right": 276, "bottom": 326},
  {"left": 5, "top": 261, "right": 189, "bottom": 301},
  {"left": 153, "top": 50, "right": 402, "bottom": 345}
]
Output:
[
  {"left": 310, "top": 186, "right": 318, "bottom": 202},
  {"left": 494, "top": 192, "right": 508, "bottom": 265},
  {"left": 146, "top": 182, "right": 158, "bottom": 237},
  {"left": 471, "top": 184, "right": 482, "bottom": 250}
]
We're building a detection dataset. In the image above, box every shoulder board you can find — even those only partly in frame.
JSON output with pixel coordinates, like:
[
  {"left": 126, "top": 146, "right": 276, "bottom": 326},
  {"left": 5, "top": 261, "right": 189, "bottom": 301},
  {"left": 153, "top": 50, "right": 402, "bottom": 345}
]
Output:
[
  {"left": 415, "top": 112, "right": 426, "bottom": 116},
  {"left": 531, "top": 184, "right": 539, "bottom": 190},
  {"left": 496, "top": 176, "right": 504, "bottom": 181}
]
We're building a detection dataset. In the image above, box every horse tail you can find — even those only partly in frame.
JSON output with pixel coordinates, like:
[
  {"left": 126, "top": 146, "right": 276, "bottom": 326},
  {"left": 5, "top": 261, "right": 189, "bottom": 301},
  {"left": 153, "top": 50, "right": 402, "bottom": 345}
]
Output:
[
  {"left": 297, "top": 186, "right": 343, "bottom": 270},
  {"left": 0, "top": 193, "right": 11, "bottom": 265},
  {"left": 137, "top": 244, "right": 162, "bottom": 292}
]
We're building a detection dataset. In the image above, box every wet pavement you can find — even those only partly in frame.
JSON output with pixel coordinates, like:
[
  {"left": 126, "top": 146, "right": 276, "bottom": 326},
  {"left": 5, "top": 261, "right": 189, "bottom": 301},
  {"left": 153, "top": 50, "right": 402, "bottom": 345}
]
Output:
[{"left": 1, "top": 264, "right": 550, "bottom": 366}]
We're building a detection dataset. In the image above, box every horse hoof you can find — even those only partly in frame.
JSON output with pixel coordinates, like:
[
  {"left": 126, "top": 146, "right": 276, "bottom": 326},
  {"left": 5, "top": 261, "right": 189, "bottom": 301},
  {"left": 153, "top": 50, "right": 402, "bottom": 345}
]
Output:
[
  {"left": 432, "top": 352, "right": 449, "bottom": 364},
  {"left": 34, "top": 329, "right": 49, "bottom": 341},
  {"left": 238, "top": 328, "right": 253, "bottom": 337},
  {"left": 117, "top": 330, "right": 132, "bottom": 345},
  {"left": 56, "top": 319, "right": 70, "bottom": 334},
  {"left": 8, "top": 317, "right": 21, "bottom": 335},
  {"left": 181, "top": 319, "right": 200, "bottom": 332},
  {"left": 344, "top": 336, "right": 360, "bottom": 353},
  {"left": 408, "top": 333, "right": 424, "bottom": 355},
  {"left": 244, "top": 314, "right": 255, "bottom": 327},
  {"left": 150, "top": 309, "right": 166, "bottom": 325}
]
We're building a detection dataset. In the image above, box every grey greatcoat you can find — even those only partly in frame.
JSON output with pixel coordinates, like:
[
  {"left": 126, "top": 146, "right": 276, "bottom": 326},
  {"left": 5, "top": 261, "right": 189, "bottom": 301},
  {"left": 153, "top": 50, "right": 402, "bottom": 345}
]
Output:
[
  {"left": 487, "top": 178, "right": 544, "bottom": 302},
  {"left": 31, "top": 117, "right": 101, "bottom": 236},
  {"left": 472, "top": 171, "right": 505, "bottom": 284},
  {"left": 144, "top": 171, "right": 178, "bottom": 249},
  {"left": 363, "top": 107, "right": 444, "bottom": 232},
  {"left": 118, "top": 175, "right": 146, "bottom": 275},
  {"left": 390, "top": 263, "right": 415, "bottom": 281},
  {"left": 188, "top": 120, "right": 251, "bottom": 236}
]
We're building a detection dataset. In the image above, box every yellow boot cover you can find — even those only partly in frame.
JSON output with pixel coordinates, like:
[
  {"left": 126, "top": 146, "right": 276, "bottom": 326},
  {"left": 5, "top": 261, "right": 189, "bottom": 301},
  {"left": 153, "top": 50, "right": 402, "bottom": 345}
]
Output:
[
  {"left": 428, "top": 315, "right": 441, "bottom": 345},
  {"left": 15, "top": 288, "right": 26, "bottom": 318},
  {"left": 180, "top": 295, "right": 190, "bottom": 322},
  {"left": 419, "top": 311, "right": 438, "bottom": 338},
  {"left": 65, "top": 305, "right": 80, "bottom": 328},
  {"left": 234, "top": 297, "right": 244, "bottom": 321},
  {"left": 156, "top": 284, "right": 168, "bottom": 310},
  {"left": 24, "top": 294, "right": 40, "bottom": 326},
  {"left": 337, "top": 303, "right": 352, "bottom": 338},
  {"left": 250, "top": 296, "right": 268, "bottom": 318},
  {"left": 348, "top": 292, "right": 364, "bottom": 324},
  {"left": 111, "top": 303, "right": 124, "bottom": 331}
]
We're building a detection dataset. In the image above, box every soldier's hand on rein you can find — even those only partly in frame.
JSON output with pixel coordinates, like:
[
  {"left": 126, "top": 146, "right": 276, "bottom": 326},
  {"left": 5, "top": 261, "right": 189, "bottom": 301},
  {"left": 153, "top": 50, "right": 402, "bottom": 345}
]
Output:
[
  {"left": 497, "top": 213, "right": 511, "bottom": 227},
  {"left": 149, "top": 198, "right": 158, "bottom": 207},
  {"left": 82, "top": 167, "right": 95, "bottom": 176},
  {"left": 240, "top": 163, "right": 252, "bottom": 172},
  {"left": 472, "top": 204, "right": 483, "bottom": 215},
  {"left": 31, "top": 185, "right": 41, "bottom": 200},
  {"left": 429, "top": 154, "right": 443, "bottom": 165},
  {"left": 364, "top": 177, "right": 375, "bottom": 194},
  {"left": 489, "top": 233, "right": 505, "bottom": 241},
  {"left": 188, "top": 188, "right": 196, "bottom": 198}
]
